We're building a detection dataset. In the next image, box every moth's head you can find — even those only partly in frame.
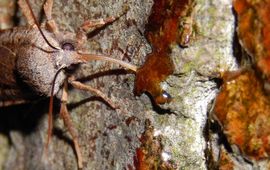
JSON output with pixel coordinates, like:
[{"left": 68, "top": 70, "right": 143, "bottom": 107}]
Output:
[
  {"left": 56, "top": 31, "right": 86, "bottom": 52},
  {"left": 47, "top": 31, "right": 86, "bottom": 71}
]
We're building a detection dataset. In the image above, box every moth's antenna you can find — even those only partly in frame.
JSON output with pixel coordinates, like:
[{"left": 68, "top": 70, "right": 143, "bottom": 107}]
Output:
[{"left": 24, "top": 0, "right": 59, "bottom": 50}]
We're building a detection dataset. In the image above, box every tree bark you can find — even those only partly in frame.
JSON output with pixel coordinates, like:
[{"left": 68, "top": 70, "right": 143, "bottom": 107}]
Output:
[{"left": 0, "top": 0, "right": 238, "bottom": 169}]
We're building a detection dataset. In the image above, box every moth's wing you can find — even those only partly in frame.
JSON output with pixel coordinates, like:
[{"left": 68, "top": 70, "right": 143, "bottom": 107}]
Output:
[
  {"left": 0, "top": 45, "right": 34, "bottom": 106},
  {"left": 0, "top": 45, "right": 17, "bottom": 86}
]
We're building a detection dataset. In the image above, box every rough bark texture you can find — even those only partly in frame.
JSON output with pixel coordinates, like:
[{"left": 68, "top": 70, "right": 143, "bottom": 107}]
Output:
[{"left": 0, "top": 0, "right": 238, "bottom": 170}]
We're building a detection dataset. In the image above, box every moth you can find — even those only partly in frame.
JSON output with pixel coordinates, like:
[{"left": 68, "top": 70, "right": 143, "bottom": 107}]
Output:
[{"left": 0, "top": 0, "right": 137, "bottom": 168}]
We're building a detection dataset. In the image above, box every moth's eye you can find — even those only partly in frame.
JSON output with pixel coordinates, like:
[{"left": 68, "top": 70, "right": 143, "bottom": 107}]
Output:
[{"left": 62, "top": 42, "right": 75, "bottom": 51}]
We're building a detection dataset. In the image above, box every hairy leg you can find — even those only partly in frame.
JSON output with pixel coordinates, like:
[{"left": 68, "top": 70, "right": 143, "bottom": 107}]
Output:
[
  {"left": 69, "top": 77, "right": 118, "bottom": 109},
  {"left": 60, "top": 80, "right": 83, "bottom": 168},
  {"left": 43, "top": 0, "right": 59, "bottom": 33}
]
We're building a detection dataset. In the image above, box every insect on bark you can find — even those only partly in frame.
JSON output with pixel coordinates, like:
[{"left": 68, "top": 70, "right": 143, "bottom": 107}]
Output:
[{"left": 0, "top": 0, "right": 137, "bottom": 168}]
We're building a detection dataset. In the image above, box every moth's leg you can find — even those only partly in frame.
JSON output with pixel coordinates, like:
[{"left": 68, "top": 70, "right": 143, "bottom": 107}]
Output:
[
  {"left": 43, "top": 0, "right": 53, "bottom": 20},
  {"left": 18, "top": 0, "right": 35, "bottom": 25},
  {"left": 69, "top": 78, "right": 118, "bottom": 109},
  {"left": 60, "top": 80, "right": 83, "bottom": 168},
  {"left": 76, "top": 7, "right": 129, "bottom": 44},
  {"left": 80, "top": 17, "right": 116, "bottom": 33},
  {"left": 79, "top": 5, "right": 129, "bottom": 33},
  {"left": 84, "top": 4, "right": 130, "bottom": 31},
  {"left": 76, "top": 16, "right": 117, "bottom": 46},
  {"left": 43, "top": 0, "right": 59, "bottom": 33}
]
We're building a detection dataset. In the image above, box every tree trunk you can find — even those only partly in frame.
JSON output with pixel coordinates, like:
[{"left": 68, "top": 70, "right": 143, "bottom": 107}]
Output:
[{"left": 0, "top": 0, "right": 238, "bottom": 169}]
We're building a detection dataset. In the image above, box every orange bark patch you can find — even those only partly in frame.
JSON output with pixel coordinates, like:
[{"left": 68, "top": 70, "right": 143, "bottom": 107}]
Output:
[
  {"left": 218, "top": 148, "right": 234, "bottom": 170},
  {"left": 234, "top": 0, "right": 270, "bottom": 81},
  {"left": 214, "top": 70, "right": 270, "bottom": 159},
  {"left": 134, "top": 120, "right": 176, "bottom": 170}
]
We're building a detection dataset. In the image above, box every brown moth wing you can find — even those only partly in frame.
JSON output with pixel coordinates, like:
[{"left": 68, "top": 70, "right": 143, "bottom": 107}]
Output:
[{"left": 0, "top": 44, "right": 36, "bottom": 106}]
